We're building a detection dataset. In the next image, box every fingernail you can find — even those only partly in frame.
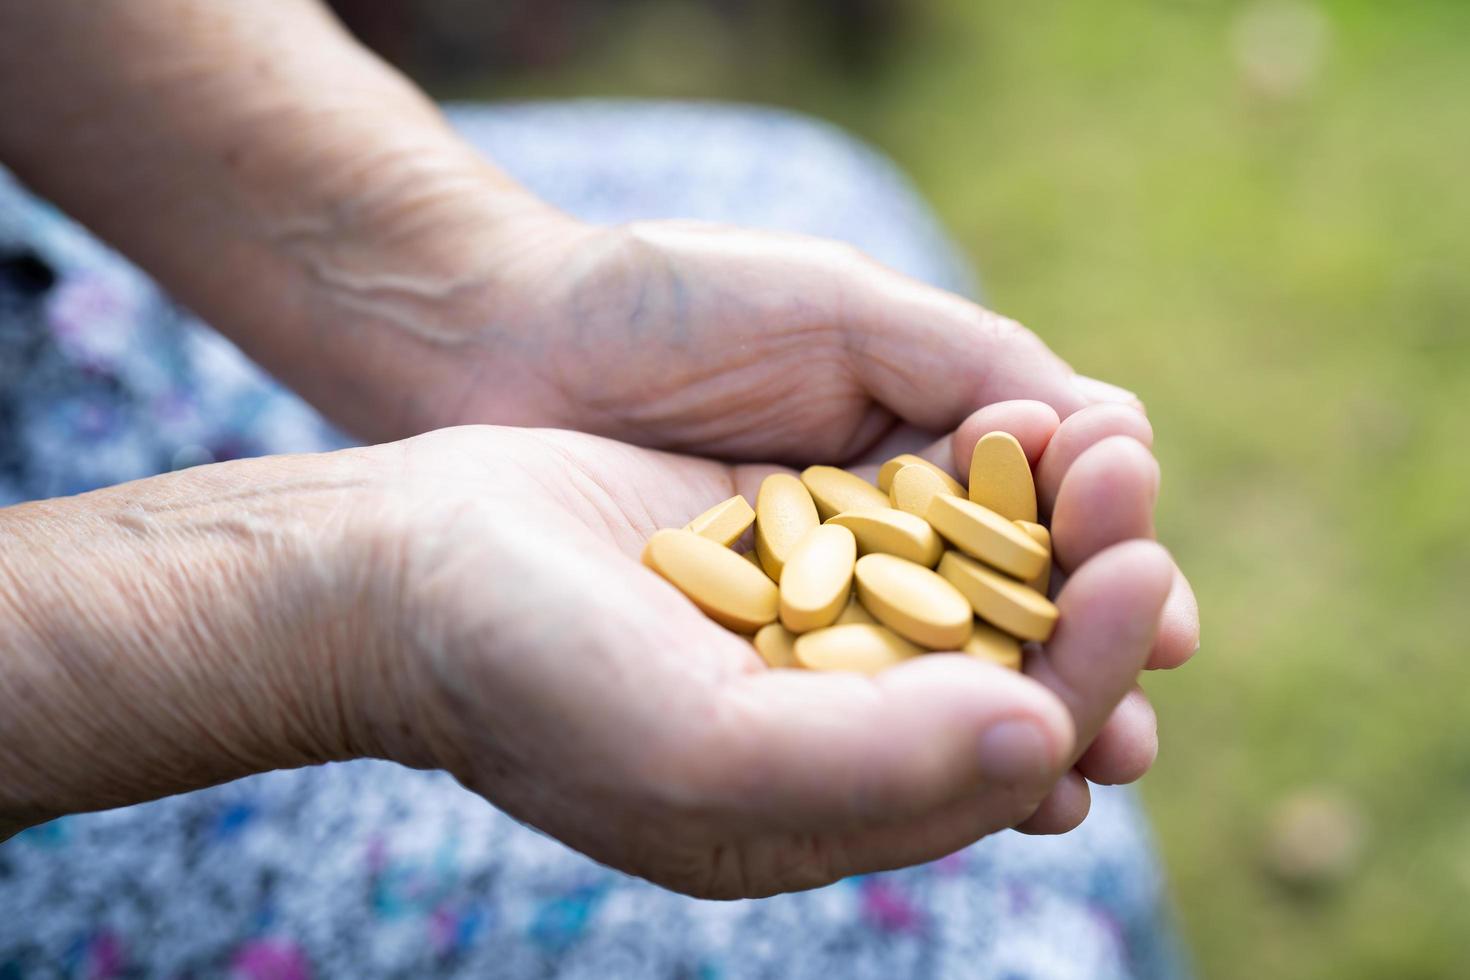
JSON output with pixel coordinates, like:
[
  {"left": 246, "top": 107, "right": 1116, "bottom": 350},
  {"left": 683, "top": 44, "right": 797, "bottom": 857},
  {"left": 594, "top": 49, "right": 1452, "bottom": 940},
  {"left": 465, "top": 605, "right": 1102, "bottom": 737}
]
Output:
[
  {"left": 978, "top": 720, "right": 1054, "bottom": 784},
  {"left": 1072, "top": 375, "right": 1144, "bottom": 411}
]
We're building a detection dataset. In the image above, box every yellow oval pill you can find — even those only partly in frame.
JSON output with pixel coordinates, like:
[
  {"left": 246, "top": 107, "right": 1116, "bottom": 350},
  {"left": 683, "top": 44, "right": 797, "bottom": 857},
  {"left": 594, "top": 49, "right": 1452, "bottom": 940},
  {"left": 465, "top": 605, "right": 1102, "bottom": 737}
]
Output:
[
  {"left": 794, "top": 623, "right": 921, "bottom": 675},
  {"left": 754, "top": 622, "right": 799, "bottom": 668},
  {"left": 683, "top": 494, "right": 755, "bottom": 547},
  {"left": 877, "top": 454, "right": 965, "bottom": 495},
  {"left": 968, "top": 431, "right": 1037, "bottom": 523},
  {"left": 963, "top": 621, "right": 1023, "bottom": 670},
  {"left": 779, "top": 525, "right": 857, "bottom": 633},
  {"left": 834, "top": 593, "right": 877, "bottom": 626},
  {"left": 889, "top": 463, "right": 957, "bottom": 519},
  {"left": 800, "top": 465, "right": 890, "bottom": 522},
  {"left": 853, "top": 553, "right": 973, "bottom": 650},
  {"left": 1015, "top": 520, "right": 1052, "bottom": 595},
  {"left": 938, "top": 550, "right": 1059, "bottom": 642},
  {"left": 642, "top": 529, "right": 779, "bottom": 633},
  {"left": 828, "top": 508, "right": 943, "bottom": 568},
  {"left": 925, "top": 494, "right": 1047, "bottom": 581},
  {"left": 755, "top": 473, "right": 820, "bottom": 582}
]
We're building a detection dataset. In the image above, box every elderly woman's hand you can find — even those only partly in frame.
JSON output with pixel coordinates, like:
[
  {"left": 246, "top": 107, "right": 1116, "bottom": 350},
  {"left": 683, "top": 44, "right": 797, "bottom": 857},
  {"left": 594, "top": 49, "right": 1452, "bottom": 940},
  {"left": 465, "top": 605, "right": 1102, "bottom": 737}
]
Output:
[
  {"left": 0, "top": 404, "right": 1176, "bottom": 895},
  {"left": 356, "top": 216, "right": 1139, "bottom": 460},
  {"left": 292, "top": 204, "right": 1195, "bottom": 673},
  {"left": 345, "top": 411, "right": 1174, "bottom": 897}
]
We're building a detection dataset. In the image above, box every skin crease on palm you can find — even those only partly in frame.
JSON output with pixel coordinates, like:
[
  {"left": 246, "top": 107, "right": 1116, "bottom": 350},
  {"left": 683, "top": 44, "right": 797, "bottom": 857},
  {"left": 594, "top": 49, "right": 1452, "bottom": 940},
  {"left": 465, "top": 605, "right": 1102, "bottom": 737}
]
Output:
[{"left": 356, "top": 400, "right": 1185, "bottom": 898}]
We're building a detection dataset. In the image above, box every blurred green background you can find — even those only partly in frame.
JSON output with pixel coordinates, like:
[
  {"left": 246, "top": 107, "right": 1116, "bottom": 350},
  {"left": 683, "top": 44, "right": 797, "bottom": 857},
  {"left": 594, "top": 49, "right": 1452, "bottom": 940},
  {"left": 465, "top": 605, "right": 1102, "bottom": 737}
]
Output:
[{"left": 342, "top": 1, "right": 1470, "bottom": 975}]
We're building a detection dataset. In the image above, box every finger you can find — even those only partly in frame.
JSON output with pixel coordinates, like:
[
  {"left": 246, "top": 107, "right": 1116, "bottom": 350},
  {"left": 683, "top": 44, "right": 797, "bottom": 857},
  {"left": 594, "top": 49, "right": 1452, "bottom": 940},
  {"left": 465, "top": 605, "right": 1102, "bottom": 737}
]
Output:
[
  {"left": 1075, "top": 687, "right": 1158, "bottom": 786},
  {"left": 851, "top": 400, "right": 1060, "bottom": 483},
  {"left": 1053, "top": 558, "right": 1200, "bottom": 674},
  {"left": 839, "top": 262, "right": 1136, "bottom": 429},
  {"left": 1025, "top": 539, "right": 1174, "bottom": 759},
  {"left": 1050, "top": 436, "right": 1159, "bottom": 572},
  {"left": 690, "top": 655, "right": 1073, "bottom": 833},
  {"left": 1036, "top": 403, "right": 1154, "bottom": 516},
  {"left": 947, "top": 400, "right": 1060, "bottom": 473},
  {"left": 1047, "top": 434, "right": 1202, "bottom": 670},
  {"left": 1148, "top": 569, "right": 1201, "bottom": 670},
  {"left": 1013, "top": 770, "right": 1092, "bottom": 835}
]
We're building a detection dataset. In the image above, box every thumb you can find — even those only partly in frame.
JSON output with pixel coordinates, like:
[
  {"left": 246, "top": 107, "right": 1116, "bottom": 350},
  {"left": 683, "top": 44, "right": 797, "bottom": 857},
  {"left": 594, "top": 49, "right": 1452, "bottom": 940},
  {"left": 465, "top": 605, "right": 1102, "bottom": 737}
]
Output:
[{"left": 686, "top": 655, "right": 1074, "bottom": 833}]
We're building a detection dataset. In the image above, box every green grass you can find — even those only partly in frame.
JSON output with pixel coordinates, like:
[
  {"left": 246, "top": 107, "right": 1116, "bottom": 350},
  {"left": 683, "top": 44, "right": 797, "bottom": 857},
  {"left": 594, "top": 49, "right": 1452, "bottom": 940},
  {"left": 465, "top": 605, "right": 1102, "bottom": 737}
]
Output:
[{"left": 436, "top": 2, "right": 1470, "bottom": 974}]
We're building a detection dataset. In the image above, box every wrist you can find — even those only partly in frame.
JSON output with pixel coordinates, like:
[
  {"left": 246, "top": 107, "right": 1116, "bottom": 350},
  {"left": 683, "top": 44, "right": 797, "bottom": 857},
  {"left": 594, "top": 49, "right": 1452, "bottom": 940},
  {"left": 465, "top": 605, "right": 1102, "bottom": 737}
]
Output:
[
  {"left": 266, "top": 166, "right": 592, "bottom": 442},
  {"left": 0, "top": 449, "right": 382, "bottom": 834},
  {"left": 0, "top": 0, "right": 578, "bottom": 443}
]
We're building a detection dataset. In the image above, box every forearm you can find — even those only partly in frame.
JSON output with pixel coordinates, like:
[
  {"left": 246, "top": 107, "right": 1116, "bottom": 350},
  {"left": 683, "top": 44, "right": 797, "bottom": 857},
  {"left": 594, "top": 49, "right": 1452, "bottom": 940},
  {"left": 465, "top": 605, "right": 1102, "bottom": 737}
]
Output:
[
  {"left": 0, "top": 0, "right": 569, "bottom": 440},
  {"left": 0, "top": 451, "right": 380, "bottom": 838}
]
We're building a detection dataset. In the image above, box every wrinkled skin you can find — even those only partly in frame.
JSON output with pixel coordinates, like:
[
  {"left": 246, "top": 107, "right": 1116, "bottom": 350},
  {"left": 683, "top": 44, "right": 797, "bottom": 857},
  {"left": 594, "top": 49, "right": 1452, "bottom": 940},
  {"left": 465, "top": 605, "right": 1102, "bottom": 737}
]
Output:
[
  {"left": 320, "top": 210, "right": 1197, "bottom": 667},
  {"left": 354, "top": 218, "right": 1133, "bottom": 462},
  {"left": 323, "top": 215, "right": 1198, "bottom": 882},
  {"left": 341, "top": 403, "right": 1183, "bottom": 898},
  {"left": 0, "top": 173, "right": 1199, "bottom": 898},
  {"left": 316, "top": 210, "right": 1198, "bottom": 670}
]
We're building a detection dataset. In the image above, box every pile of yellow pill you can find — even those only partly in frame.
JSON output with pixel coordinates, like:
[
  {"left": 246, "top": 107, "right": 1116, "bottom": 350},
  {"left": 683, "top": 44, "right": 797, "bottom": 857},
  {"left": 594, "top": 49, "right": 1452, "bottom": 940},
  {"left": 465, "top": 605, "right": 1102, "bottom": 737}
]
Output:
[{"left": 641, "top": 432, "right": 1060, "bottom": 675}]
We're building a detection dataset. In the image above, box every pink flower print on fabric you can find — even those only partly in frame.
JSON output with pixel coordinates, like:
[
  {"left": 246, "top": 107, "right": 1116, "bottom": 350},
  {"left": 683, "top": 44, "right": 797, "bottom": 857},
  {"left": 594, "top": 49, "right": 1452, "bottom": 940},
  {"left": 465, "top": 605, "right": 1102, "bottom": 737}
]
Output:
[
  {"left": 44, "top": 268, "right": 144, "bottom": 370},
  {"left": 367, "top": 833, "right": 462, "bottom": 919},
  {"left": 430, "top": 901, "right": 490, "bottom": 956},
  {"left": 229, "top": 939, "right": 312, "bottom": 980},
  {"left": 931, "top": 850, "right": 970, "bottom": 876},
  {"left": 858, "top": 877, "right": 925, "bottom": 934},
  {"left": 77, "top": 929, "right": 126, "bottom": 980}
]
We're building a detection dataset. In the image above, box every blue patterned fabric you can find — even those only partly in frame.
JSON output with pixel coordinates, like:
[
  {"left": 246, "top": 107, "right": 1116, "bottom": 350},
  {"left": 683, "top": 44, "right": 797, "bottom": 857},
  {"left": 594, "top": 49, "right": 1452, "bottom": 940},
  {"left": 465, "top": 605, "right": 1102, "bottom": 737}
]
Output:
[{"left": 0, "top": 102, "right": 1186, "bottom": 979}]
